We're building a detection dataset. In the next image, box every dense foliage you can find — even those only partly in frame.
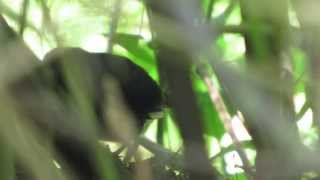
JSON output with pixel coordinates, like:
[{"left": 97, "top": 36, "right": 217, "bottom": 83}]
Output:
[{"left": 0, "top": 0, "right": 319, "bottom": 180}]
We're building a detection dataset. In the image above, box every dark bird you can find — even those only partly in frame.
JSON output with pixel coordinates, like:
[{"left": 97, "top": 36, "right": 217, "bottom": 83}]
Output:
[{"left": 9, "top": 47, "right": 163, "bottom": 180}]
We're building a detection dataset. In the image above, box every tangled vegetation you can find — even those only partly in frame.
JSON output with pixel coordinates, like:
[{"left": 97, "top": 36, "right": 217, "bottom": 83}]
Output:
[{"left": 0, "top": 0, "right": 320, "bottom": 180}]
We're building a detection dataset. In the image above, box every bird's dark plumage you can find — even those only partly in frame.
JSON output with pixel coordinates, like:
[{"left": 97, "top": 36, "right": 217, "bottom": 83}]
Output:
[{"left": 10, "top": 47, "right": 163, "bottom": 179}]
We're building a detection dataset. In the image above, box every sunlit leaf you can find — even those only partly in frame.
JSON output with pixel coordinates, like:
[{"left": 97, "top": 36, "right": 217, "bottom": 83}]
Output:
[{"left": 113, "top": 33, "right": 158, "bottom": 81}]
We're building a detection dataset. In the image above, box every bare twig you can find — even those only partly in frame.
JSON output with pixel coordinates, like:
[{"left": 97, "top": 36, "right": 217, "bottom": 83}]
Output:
[
  {"left": 295, "top": 101, "right": 309, "bottom": 121},
  {"left": 38, "top": 0, "right": 62, "bottom": 46},
  {"left": 213, "top": 0, "right": 237, "bottom": 24},
  {"left": 138, "top": 7, "right": 145, "bottom": 35},
  {"left": 18, "top": 0, "right": 30, "bottom": 36},
  {"left": 206, "top": 0, "right": 215, "bottom": 21},
  {"left": 107, "top": 0, "right": 123, "bottom": 53},
  {"left": 0, "top": 1, "right": 44, "bottom": 39},
  {"left": 197, "top": 66, "right": 253, "bottom": 178}
]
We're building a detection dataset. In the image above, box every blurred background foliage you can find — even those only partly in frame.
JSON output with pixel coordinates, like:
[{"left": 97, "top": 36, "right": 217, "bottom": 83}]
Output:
[{"left": 0, "top": 0, "right": 319, "bottom": 179}]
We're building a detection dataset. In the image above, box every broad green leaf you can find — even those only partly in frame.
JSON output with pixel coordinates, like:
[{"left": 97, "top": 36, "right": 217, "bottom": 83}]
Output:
[
  {"left": 113, "top": 33, "right": 158, "bottom": 81},
  {"left": 292, "top": 47, "right": 306, "bottom": 93},
  {"left": 193, "top": 74, "right": 226, "bottom": 138}
]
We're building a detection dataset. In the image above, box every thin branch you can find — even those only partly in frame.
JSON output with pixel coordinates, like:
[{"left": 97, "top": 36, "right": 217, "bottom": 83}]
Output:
[
  {"left": 209, "top": 140, "right": 254, "bottom": 162},
  {"left": 197, "top": 66, "right": 253, "bottom": 178},
  {"left": 38, "top": 0, "right": 62, "bottom": 46},
  {"left": 213, "top": 0, "right": 237, "bottom": 24},
  {"left": 295, "top": 101, "right": 309, "bottom": 121},
  {"left": 18, "top": 0, "right": 29, "bottom": 36},
  {"left": 206, "top": 0, "right": 215, "bottom": 21},
  {"left": 139, "top": 137, "right": 184, "bottom": 168},
  {"left": 107, "top": 0, "right": 123, "bottom": 53},
  {"left": 138, "top": 7, "right": 145, "bottom": 35},
  {"left": 217, "top": 24, "right": 246, "bottom": 34},
  {"left": 0, "top": 2, "right": 44, "bottom": 40}
]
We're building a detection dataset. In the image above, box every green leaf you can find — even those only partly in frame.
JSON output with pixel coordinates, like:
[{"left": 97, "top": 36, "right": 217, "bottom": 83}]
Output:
[
  {"left": 113, "top": 33, "right": 159, "bottom": 82},
  {"left": 292, "top": 47, "right": 306, "bottom": 93},
  {"left": 198, "top": 91, "right": 226, "bottom": 138},
  {"left": 228, "top": 173, "right": 247, "bottom": 180},
  {"left": 192, "top": 73, "right": 225, "bottom": 138}
]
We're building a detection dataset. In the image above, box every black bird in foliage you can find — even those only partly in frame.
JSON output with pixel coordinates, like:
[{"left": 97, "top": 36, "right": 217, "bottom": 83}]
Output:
[{"left": 10, "top": 48, "right": 163, "bottom": 180}]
